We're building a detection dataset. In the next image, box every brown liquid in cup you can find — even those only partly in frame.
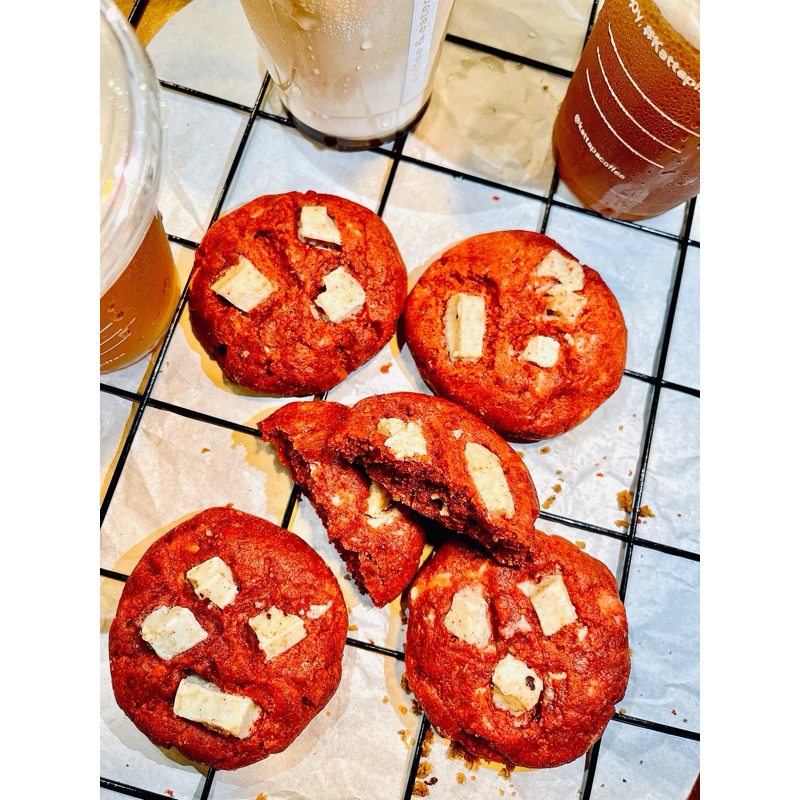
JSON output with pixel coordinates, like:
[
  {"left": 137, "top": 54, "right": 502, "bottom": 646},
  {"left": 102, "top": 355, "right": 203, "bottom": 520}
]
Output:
[{"left": 552, "top": 0, "right": 700, "bottom": 221}]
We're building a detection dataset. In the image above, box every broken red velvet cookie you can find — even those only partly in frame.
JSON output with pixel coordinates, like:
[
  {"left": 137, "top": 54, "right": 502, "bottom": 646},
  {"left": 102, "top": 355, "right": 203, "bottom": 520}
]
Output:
[{"left": 258, "top": 400, "right": 426, "bottom": 607}]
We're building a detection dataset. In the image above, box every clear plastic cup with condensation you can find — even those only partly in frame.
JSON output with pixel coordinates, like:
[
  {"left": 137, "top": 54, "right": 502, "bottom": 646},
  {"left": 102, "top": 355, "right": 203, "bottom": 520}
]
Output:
[
  {"left": 239, "top": 0, "right": 457, "bottom": 150},
  {"left": 100, "top": 0, "right": 179, "bottom": 374},
  {"left": 551, "top": 0, "right": 700, "bottom": 221}
]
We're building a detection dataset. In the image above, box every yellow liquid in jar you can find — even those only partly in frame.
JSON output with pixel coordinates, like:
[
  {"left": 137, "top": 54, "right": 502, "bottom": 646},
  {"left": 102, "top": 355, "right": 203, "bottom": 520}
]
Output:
[{"left": 100, "top": 214, "right": 179, "bottom": 373}]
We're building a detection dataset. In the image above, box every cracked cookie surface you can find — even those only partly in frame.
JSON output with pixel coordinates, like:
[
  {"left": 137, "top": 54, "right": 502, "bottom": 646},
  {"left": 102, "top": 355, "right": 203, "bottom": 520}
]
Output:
[
  {"left": 188, "top": 191, "right": 407, "bottom": 395},
  {"left": 108, "top": 507, "right": 348, "bottom": 770},
  {"left": 403, "top": 230, "right": 627, "bottom": 441},
  {"left": 259, "top": 400, "right": 426, "bottom": 607},
  {"left": 404, "top": 532, "right": 630, "bottom": 769},
  {"left": 334, "top": 392, "right": 539, "bottom": 565}
]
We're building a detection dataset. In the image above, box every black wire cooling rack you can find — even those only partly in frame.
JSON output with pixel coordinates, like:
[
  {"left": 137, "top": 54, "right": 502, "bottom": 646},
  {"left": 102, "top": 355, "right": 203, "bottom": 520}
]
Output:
[{"left": 101, "top": 1, "right": 700, "bottom": 797}]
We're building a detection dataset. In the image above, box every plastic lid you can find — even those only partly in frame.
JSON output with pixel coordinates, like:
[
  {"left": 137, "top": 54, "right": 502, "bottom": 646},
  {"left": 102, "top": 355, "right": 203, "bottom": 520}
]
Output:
[{"left": 99, "top": 0, "right": 164, "bottom": 296}]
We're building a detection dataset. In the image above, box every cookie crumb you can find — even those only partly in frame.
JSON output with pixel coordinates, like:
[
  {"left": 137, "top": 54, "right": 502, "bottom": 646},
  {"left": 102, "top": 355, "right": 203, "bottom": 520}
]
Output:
[
  {"left": 615, "top": 520, "right": 629, "bottom": 529},
  {"left": 416, "top": 761, "right": 433, "bottom": 779},
  {"left": 617, "top": 490, "right": 634, "bottom": 513},
  {"left": 447, "top": 741, "right": 480, "bottom": 770},
  {"left": 456, "top": 773, "right": 466, "bottom": 784},
  {"left": 639, "top": 505, "right": 655, "bottom": 518},
  {"left": 552, "top": 484, "right": 562, "bottom": 493},
  {"left": 256, "top": 794, "right": 268, "bottom": 800},
  {"left": 540, "top": 446, "right": 550, "bottom": 454},
  {"left": 499, "top": 765, "right": 514, "bottom": 779},
  {"left": 380, "top": 362, "right": 392, "bottom": 373},
  {"left": 399, "top": 704, "right": 408, "bottom": 715},
  {"left": 575, "top": 541, "right": 586, "bottom": 549},
  {"left": 382, "top": 695, "right": 389, "bottom": 704},
  {"left": 412, "top": 781, "right": 429, "bottom": 797},
  {"left": 595, "top": 472, "right": 604, "bottom": 477},
  {"left": 348, "top": 624, "right": 358, "bottom": 631},
  {"left": 542, "top": 495, "right": 556, "bottom": 509},
  {"left": 401, "top": 672, "right": 411, "bottom": 694},
  {"left": 201, "top": 447, "right": 210, "bottom": 453}
]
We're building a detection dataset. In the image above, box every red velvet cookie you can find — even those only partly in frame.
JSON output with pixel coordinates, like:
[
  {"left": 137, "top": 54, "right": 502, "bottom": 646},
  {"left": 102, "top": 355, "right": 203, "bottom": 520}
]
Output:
[
  {"left": 403, "top": 231, "right": 627, "bottom": 441},
  {"left": 404, "top": 532, "right": 630, "bottom": 769},
  {"left": 108, "top": 507, "right": 348, "bottom": 770},
  {"left": 188, "top": 191, "right": 407, "bottom": 395},
  {"left": 334, "top": 392, "right": 539, "bottom": 565},
  {"left": 258, "top": 400, "right": 426, "bottom": 607}
]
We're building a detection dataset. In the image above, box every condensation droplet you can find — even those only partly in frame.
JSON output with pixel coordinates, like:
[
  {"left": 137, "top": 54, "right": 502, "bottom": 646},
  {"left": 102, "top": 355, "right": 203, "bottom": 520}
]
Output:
[{"left": 360, "top": 40, "right": 373, "bottom": 50}]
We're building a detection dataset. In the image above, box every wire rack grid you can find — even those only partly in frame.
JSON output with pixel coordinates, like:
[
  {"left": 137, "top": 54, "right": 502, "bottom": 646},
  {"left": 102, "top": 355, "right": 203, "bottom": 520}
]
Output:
[{"left": 100, "top": 1, "right": 700, "bottom": 798}]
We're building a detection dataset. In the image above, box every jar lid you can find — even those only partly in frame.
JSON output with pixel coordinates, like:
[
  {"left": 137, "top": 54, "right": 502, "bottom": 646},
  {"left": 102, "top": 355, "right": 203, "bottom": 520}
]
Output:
[{"left": 99, "top": 0, "right": 164, "bottom": 296}]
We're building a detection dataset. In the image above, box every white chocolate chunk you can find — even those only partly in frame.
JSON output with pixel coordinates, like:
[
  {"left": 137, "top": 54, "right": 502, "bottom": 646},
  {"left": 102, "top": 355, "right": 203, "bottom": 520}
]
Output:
[
  {"left": 521, "top": 335, "right": 560, "bottom": 368},
  {"left": 444, "top": 293, "right": 485, "bottom": 360},
  {"left": 535, "top": 249, "right": 585, "bottom": 291},
  {"left": 443, "top": 585, "right": 491, "bottom": 648},
  {"left": 186, "top": 556, "right": 238, "bottom": 609},
  {"left": 366, "top": 508, "right": 402, "bottom": 528},
  {"left": 377, "top": 417, "right": 427, "bottom": 458},
  {"left": 140, "top": 605, "right": 208, "bottom": 661},
  {"left": 173, "top": 675, "right": 260, "bottom": 738},
  {"left": 314, "top": 267, "right": 366, "bottom": 323},
  {"left": 211, "top": 257, "right": 275, "bottom": 313},
  {"left": 298, "top": 205, "right": 342, "bottom": 248},
  {"left": 366, "top": 481, "right": 392, "bottom": 517},
  {"left": 249, "top": 606, "right": 307, "bottom": 661},
  {"left": 307, "top": 601, "right": 332, "bottom": 619},
  {"left": 464, "top": 442, "right": 515, "bottom": 518},
  {"left": 492, "top": 654, "right": 543, "bottom": 715},
  {"left": 545, "top": 283, "right": 587, "bottom": 323},
  {"left": 518, "top": 575, "right": 577, "bottom": 636},
  {"left": 431, "top": 494, "right": 450, "bottom": 517}
]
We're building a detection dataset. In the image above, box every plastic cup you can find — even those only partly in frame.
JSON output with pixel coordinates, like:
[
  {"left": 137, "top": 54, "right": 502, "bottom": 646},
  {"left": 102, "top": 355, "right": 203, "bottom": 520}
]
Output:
[
  {"left": 100, "top": 0, "right": 179, "bottom": 373},
  {"left": 551, "top": 0, "right": 700, "bottom": 221},
  {"left": 239, "top": 0, "right": 456, "bottom": 150}
]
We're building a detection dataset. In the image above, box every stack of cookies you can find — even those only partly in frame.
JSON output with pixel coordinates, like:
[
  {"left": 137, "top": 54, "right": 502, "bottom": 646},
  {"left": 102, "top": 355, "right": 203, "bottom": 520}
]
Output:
[{"left": 109, "top": 191, "right": 630, "bottom": 773}]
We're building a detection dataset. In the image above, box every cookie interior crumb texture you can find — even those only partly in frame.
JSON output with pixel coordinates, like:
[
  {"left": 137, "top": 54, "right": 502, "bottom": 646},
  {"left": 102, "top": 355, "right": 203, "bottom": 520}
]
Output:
[{"left": 335, "top": 392, "right": 540, "bottom": 565}]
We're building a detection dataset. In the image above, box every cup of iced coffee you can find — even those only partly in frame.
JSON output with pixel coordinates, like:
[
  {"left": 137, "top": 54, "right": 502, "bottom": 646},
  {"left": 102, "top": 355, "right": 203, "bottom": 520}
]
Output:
[
  {"left": 239, "top": 0, "right": 456, "bottom": 150},
  {"left": 100, "top": 0, "right": 179, "bottom": 374},
  {"left": 551, "top": 0, "right": 700, "bottom": 221}
]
